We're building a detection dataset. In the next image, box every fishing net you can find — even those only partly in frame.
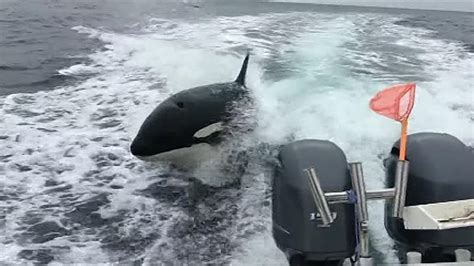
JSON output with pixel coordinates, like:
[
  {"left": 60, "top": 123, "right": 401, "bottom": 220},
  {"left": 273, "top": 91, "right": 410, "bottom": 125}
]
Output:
[{"left": 369, "top": 83, "right": 416, "bottom": 122}]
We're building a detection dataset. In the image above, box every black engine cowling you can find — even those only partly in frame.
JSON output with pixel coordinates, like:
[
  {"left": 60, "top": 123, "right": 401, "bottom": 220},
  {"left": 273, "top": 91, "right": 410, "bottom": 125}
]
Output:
[
  {"left": 384, "top": 132, "right": 474, "bottom": 262},
  {"left": 273, "top": 139, "right": 356, "bottom": 265}
]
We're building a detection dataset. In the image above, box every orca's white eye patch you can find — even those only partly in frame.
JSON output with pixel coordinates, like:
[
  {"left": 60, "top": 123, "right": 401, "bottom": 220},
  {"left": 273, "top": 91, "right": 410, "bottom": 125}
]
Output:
[{"left": 194, "top": 122, "right": 224, "bottom": 139}]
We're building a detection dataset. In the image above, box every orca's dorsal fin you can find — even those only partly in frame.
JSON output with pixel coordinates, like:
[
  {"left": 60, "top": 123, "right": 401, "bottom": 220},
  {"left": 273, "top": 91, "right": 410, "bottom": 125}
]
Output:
[{"left": 235, "top": 53, "right": 249, "bottom": 86}]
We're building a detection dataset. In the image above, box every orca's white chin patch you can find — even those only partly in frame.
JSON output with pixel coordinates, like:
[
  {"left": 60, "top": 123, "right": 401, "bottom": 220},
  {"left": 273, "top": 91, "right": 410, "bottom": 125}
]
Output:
[
  {"left": 135, "top": 143, "right": 217, "bottom": 169},
  {"left": 134, "top": 141, "right": 238, "bottom": 187}
]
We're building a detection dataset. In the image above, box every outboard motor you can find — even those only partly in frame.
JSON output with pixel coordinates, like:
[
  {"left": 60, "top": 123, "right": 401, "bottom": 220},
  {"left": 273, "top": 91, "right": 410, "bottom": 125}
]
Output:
[
  {"left": 273, "top": 139, "right": 356, "bottom": 265},
  {"left": 384, "top": 133, "right": 474, "bottom": 262}
]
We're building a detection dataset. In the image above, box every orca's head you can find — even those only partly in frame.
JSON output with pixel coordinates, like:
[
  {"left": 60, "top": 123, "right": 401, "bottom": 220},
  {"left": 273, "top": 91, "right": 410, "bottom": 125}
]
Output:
[{"left": 130, "top": 98, "right": 196, "bottom": 157}]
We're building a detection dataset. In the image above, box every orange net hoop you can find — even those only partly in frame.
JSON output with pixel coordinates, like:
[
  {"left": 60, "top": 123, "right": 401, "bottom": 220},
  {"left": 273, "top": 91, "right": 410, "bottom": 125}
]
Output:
[{"left": 369, "top": 83, "right": 416, "bottom": 122}]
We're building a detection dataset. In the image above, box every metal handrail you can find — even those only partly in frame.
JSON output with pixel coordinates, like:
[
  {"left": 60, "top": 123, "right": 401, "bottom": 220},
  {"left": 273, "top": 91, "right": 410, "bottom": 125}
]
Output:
[{"left": 303, "top": 160, "right": 410, "bottom": 266}]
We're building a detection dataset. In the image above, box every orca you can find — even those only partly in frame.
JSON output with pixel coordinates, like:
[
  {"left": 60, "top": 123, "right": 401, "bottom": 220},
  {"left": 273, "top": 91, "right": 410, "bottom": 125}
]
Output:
[{"left": 130, "top": 53, "right": 250, "bottom": 164}]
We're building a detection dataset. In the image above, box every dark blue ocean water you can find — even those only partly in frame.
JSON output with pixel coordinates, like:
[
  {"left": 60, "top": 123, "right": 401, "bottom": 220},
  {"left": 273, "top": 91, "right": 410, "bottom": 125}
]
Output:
[{"left": 1, "top": 1, "right": 472, "bottom": 95}]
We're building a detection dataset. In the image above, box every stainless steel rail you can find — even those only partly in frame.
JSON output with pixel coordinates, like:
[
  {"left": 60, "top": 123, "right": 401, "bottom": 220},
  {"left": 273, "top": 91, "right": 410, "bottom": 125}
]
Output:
[{"left": 303, "top": 160, "right": 411, "bottom": 266}]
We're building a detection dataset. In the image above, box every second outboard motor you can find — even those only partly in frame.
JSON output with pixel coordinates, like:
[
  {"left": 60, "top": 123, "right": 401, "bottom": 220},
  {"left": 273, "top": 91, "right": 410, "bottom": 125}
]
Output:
[
  {"left": 273, "top": 139, "right": 356, "bottom": 265},
  {"left": 385, "top": 133, "right": 474, "bottom": 262}
]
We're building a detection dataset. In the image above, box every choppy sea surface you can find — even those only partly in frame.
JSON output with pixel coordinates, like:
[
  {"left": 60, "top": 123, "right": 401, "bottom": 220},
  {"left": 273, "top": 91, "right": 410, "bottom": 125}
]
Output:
[{"left": 1, "top": 1, "right": 473, "bottom": 264}]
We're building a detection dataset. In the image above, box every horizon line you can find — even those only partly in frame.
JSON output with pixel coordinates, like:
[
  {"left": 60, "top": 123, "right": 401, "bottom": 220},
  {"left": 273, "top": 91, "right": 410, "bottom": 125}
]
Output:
[{"left": 267, "top": 0, "right": 474, "bottom": 13}]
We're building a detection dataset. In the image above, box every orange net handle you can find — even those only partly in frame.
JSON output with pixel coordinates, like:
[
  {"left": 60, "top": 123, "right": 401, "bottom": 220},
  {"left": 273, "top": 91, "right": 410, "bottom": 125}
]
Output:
[{"left": 399, "top": 119, "right": 409, "bottom": 161}]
